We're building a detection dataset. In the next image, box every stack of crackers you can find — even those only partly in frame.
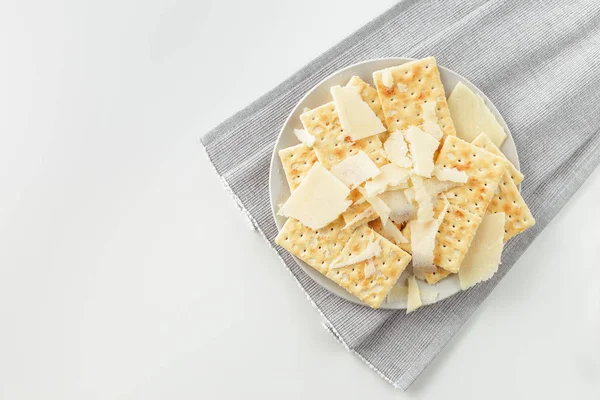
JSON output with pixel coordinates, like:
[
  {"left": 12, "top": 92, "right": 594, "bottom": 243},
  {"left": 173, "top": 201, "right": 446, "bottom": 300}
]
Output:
[{"left": 275, "top": 57, "right": 535, "bottom": 311}]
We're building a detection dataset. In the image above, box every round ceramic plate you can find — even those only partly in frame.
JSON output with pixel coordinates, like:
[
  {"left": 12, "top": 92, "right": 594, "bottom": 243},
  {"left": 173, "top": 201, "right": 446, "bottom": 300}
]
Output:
[{"left": 269, "top": 58, "right": 519, "bottom": 309}]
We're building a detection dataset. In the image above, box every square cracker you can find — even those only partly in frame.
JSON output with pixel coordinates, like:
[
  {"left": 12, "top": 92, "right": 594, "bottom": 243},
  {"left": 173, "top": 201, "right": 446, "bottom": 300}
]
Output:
[
  {"left": 275, "top": 216, "right": 352, "bottom": 275},
  {"left": 300, "top": 102, "right": 387, "bottom": 170},
  {"left": 486, "top": 172, "right": 535, "bottom": 241},
  {"left": 278, "top": 144, "right": 318, "bottom": 191},
  {"left": 346, "top": 76, "right": 389, "bottom": 141},
  {"left": 435, "top": 136, "right": 507, "bottom": 218},
  {"left": 402, "top": 199, "right": 481, "bottom": 274},
  {"left": 472, "top": 133, "right": 524, "bottom": 185},
  {"left": 372, "top": 57, "right": 456, "bottom": 137},
  {"left": 326, "top": 225, "right": 411, "bottom": 308}
]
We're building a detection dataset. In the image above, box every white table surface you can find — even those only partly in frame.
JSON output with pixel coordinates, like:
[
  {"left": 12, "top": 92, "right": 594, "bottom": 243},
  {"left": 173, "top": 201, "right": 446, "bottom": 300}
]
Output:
[{"left": 1, "top": 1, "right": 599, "bottom": 399}]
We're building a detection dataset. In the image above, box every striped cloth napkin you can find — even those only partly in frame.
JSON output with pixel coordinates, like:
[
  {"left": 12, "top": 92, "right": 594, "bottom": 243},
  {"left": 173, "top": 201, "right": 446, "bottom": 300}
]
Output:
[{"left": 200, "top": 0, "right": 600, "bottom": 390}]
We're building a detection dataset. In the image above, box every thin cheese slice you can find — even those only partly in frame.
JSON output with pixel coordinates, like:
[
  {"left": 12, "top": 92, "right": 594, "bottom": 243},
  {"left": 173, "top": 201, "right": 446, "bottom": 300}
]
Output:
[
  {"left": 330, "top": 85, "right": 386, "bottom": 141},
  {"left": 459, "top": 213, "right": 505, "bottom": 289},
  {"left": 364, "top": 164, "right": 410, "bottom": 197},
  {"left": 412, "top": 175, "right": 434, "bottom": 220},
  {"left": 410, "top": 220, "right": 438, "bottom": 272},
  {"left": 293, "top": 128, "right": 315, "bottom": 147},
  {"left": 279, "top": 163, "right": 351, "bottom": 230},
  {"left": 434, "top": 167, "right": 468, "bottom": 183},
  {"left": 421, "top": 102, "right": 443, "bottom": 140},
  {"left": 381, "top": 218, "right": 408, "bottom": 244},
  {"left": 379, "top": 190, "right": 415, "bottom": 224},
  {"left": 364, "top": 259, "right": 376, "bottom": 278},
  {"left": 330, "top": 150, "right": 380, "bottom": 189},
  {"left": 404, "top": 126, "right": 439, "bottom": 177},
  {"left": 406, "top": 275, "right": 423, "bottom": 313},
  {"left": 357, "top": 187, "right": 390, "bottom": 222},
  {"left": 448, "top": 82, "right": 507, "bottom": 147},
  {"left": 330, "top": 232, "right": 382, "bottom": 269},
  {"left": 383, "top": 131, "right": 412, "bottom": 168}
]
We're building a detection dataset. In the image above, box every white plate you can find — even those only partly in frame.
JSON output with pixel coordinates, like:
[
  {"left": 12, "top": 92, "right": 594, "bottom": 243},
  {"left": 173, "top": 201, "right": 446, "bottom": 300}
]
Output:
[{"left": 269, "top": 58, "right": 519, "bottom": 309}]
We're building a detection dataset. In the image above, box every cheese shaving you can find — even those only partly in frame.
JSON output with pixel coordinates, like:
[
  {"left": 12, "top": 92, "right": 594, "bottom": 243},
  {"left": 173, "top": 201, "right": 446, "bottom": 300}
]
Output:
[
  {"left": 410, "top": 219, "right": 438, "bottom": 273},
  {"left": 379, "top": 190, "right": 415, "bottom": 224},
  {"left": 434, "top": 167, "right": 468, "bottom": 184},
  {"left": 330, "top": 85, "right": 386, "bottom": 141},
  {"left": 278, "top": 163, "right": 352, "bottom": 230},
  {"left": 396, "top": 83, "right": 407, "bottom": 92},
  {"left": 382, "top": 69, "right": 394, "bottom": 88},
  {"left": 459, "top": 213, "right": 505, "bottom": 289},
  {"left": 342, "top": 205, "right": 375, "bottom": 230},
  {"left": 406, "top": 276, "right": 423, "bottom": 313},
  {"left": 330, "top": 150, "right": 380, "bottom": 189},
  {"left": 330, "top": 233, "right": 381, "bottom": 269},
  {"left": 384, "top": 131, "right": 413, "bottom": 168},
  {"left": 357, "top": 187, "right": 390, "bottom": 222},
  {"left": 364, "top": 259, "right": 376, "bottom": 278},
  {"left": 404, "top": 126, "right": 439, "bottom": 177},
  {"left": 293, "top": 128, "right": 315, "bottom": 147},
  {"left": 412, "top": 175, "right": 434, "bottom": 220},
  {"left": 381, "top": 218, "right": 409, "bottom": 244},
  {"left": 364, "top": 164, "right": 410, "bottom": 197}
]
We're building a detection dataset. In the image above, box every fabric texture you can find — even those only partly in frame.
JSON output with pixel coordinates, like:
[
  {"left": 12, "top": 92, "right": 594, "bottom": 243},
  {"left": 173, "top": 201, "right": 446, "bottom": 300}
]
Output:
[{"left": 200, "top": 0, "right": 600, "bottom": 390}]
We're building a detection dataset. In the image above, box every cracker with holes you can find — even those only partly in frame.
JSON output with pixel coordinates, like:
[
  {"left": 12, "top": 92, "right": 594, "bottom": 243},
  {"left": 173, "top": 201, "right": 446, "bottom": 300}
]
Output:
[
  {"left": 274, "top": 57, "right": 535, "bottom": 310},
  {"left": 275, "top": 216, "right": 352, "bottom": 275},
  {"left": 279, "top": 144, "right": 318, "bottom": 191},
  {"left": 326, "top": 225, "right": 411, "bottom": 308},
  {"left": 435, "top": 136, "right": 507, "bottom": 218},
  {"left": 486, "top": 172, "right": 535, "bottom": 241},
  {"left": 300, "top": 102, "right": 387, "bottom": 169},
  {"left": 373, "top": 57, "right": 456, "bottom": 137},
  {"left": 472, "top": 133, "right": 523, "bottom": 185}
]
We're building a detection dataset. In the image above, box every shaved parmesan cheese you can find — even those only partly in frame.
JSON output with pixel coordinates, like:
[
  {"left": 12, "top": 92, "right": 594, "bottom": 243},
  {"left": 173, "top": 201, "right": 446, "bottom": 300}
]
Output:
[
  {"left": 448, "top": 81, "right": 507, "bottom": 147},
  {"left": 387, "top": 285, "right": 408, "bottom": 303},
  {"left": 426, "top": 177, "right": 462, "bottom": 196},
  {"left": 357, "top": 187, "right": 390, "bottom": 222},
  {"left": 396, "top": 82, "right": 407, "bottom": 92},
  {"left": 342, "top": 205, "right": 375, "bottom": 230},
  {"left": 293, "top": 128, "right": 315, "bottom": 147},
  {"left": 330, "top": 233, "right": 381, "bottom": 269},
  {"left": 379, "top": 190, "right": 415, "bottom": 224},
  {"left": 405, "top": 126, "right": 439, "bottom": 177},
  {"left": 459, "top": 213, "right": 505, "bottom": 290},
  {"left": 410, "top": 219, "right": 438, "bottom": 272},
  {"left": 382, "top": 69, "right": 394, "bottom": 88},
  {"left": 407, "top": 276, "right": 423, "bottom": 313},
  {"left": 382, "top": 218, "right": 408, "bottom": 244},
  {"left": 404, "top": 186, "right": 416, "bottom": 204},
  {"left": 331, "top": 85, "right": 386, "bottom": 141},
  {"left": 279, "top": 163, "right": 351, "bottom": 230},
  {"left": 330, "top": 151, "right": 380, "bottom": 188},
  {"left": 384, "top": 131, "right": 412, "bottom": 168},
  {"left": 364, "top": 259, "right": 376, "bottom": 278},
  {"left": 364, "top": 164, "right": 410, "bottom": 197},
  {"left": 434, "top": 167, "right": 468, "bottom": 184},
  {"left": 422, "top": 120, "right": 444, "bottom": 140},
  {"left": 412, "top": 176, "right": 434, "bottom": 221}
]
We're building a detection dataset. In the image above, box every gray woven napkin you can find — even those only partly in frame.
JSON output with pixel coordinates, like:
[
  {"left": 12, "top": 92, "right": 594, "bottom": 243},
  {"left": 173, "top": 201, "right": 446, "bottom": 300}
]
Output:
[{"left": 201, "top": 0, "right": 600, "bottom": 390}]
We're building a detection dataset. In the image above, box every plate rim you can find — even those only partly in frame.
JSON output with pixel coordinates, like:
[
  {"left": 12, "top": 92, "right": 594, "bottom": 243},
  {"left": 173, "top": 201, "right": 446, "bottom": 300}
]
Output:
[{"left": 268, "top": 57, "right": 518, "bottom": 309}]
